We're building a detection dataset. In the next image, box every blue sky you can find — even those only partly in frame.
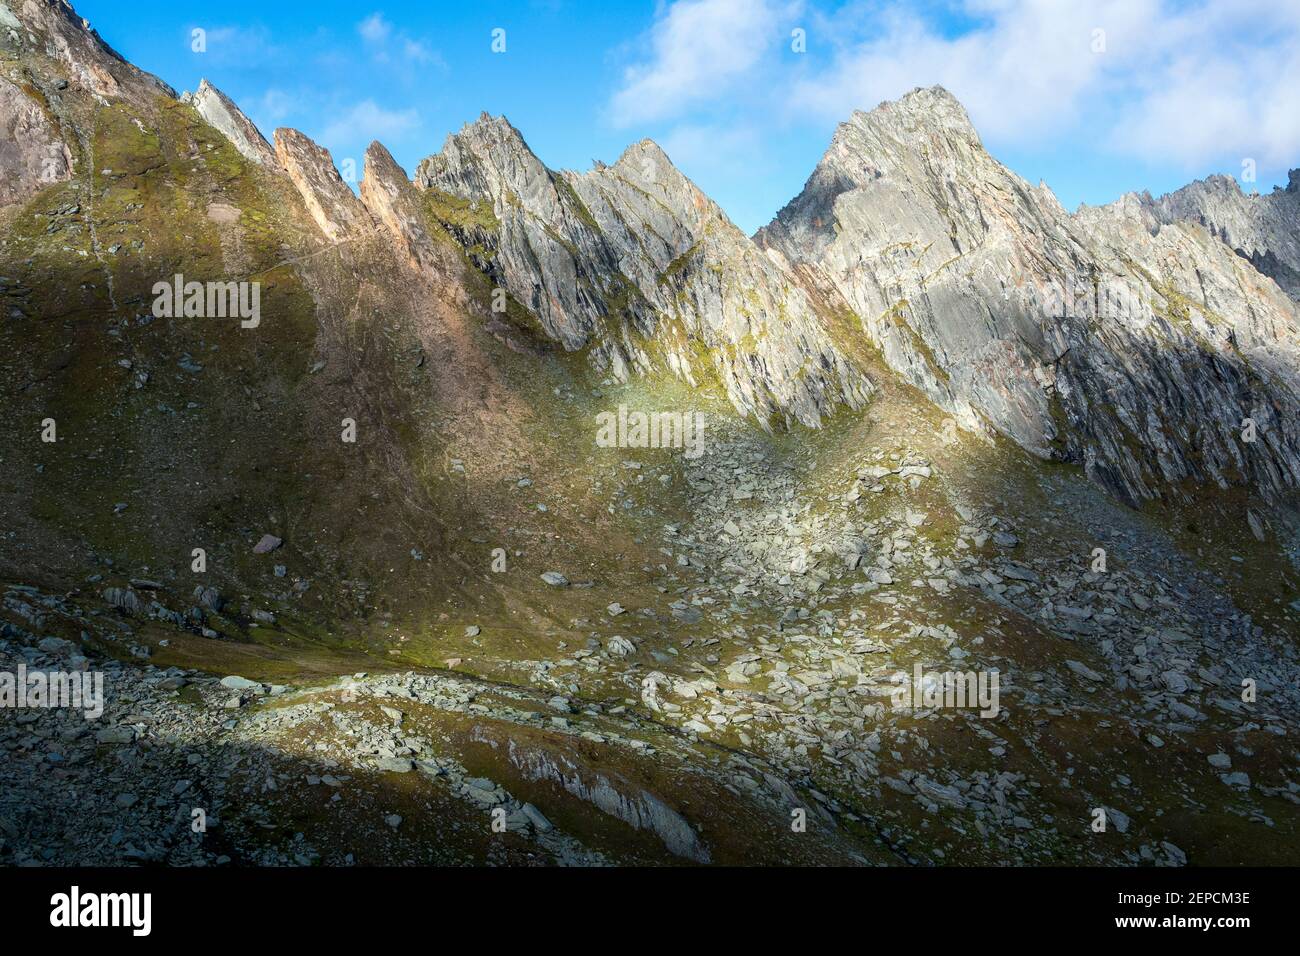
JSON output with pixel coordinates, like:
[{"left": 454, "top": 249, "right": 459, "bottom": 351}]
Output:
[{"left": 77, "top": 0, "right": 1300, "bottom": 235}]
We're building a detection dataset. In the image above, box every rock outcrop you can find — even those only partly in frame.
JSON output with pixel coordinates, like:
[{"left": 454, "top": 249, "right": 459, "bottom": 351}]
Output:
[
  {"left": 0, "top": 72, "right": 70, "bottom": 205},
  {"left": 184, "top": 78, "right": 277, "bottom": 168},
  {"left": 0, "top": 0, "right": 172, "bottom": 103},
  {"left": 415, "top": 114, "right": 872, "bottom": 427},
  {"left": 1141, "top": 171, "right": 1300, "bottom": 301},
  {"left": 360, "top": 140, "right": 443, "bottom": 273},
  {"left": 757, "top": 85, "right": 1300, "bottom": 504},
  {"left": 273, "top": 127, "right": 372, "bottom": 242}
]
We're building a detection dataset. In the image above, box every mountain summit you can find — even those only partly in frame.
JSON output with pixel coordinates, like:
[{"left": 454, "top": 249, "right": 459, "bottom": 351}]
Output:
[
  {"left": 758, "top": 84, "right": 1300, "bottom": 505},
  {"left": 415, "top": 112, "right": 872, "bottom": 427}
]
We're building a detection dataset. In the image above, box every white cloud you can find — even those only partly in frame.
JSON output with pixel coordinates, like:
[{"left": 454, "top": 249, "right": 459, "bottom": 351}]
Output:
[
  {"left": 611, "top": 0, "right": 1300, "bottom": 177},
  {"left": 191, "top": 24, "right": 279, "bottom": 65},
  {"left": 792, "top": 0, "right": 1300, "bottom": 170},
  {"left": 253, "top": 88, "right": 297, "bottom": 124},
  {"left": 402, "top": 39, "right": 440, "bottom": 65},
  {"left": 1106, "top": 4, "right": 1300, "bottom": 170},
  {"left": 358, "top": 13, "right": 391, "bottom": 43},
  {"left": 321, "top": 100, "right": 420, "bottom": 145},
  {"left": 659, "top": 122, "right": 762, "bottom": 176},
  {"left": 786, "top": 0, "right": 1161, "bottom": 143},
  {"left": 357, "top": 12, "right": 446, "bottom": 69},
  {"left": 610, "top": 0, "right": 799, "bottom": 126}
]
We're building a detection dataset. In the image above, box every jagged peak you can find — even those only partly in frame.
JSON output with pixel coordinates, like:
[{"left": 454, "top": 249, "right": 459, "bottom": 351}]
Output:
[
  {"left": 462, "top": 110, "right": 513, "bottom": 133},
  {"left": 420, "top": 110, "right": 546, "bottom": 184},
  {"left": 363, "top": 139, "right": 407, "bottom": 183},
  {"left": 616, "top": 138, "right": 671, "bottom": 163},
  {"left": 273, "top": 126, "right": 345, "bottom": 173},
  {"left": 611, "top": 138, "right": 676, "bottom": 174},
  {"left": 1075, "top": 188, "right": 1152, "bottom": 219},
  {"left": 843, "top": 84, "right": 980, "bottom": 144},
  {"left": 366, "top": 138, "right": 398, "bottom": 161},
  {"left": 451, "top": 111, "right": 530, "bottom": 150},
  {"left": 1162, "top": 172, "right": 1244, "bottom": 200},
  {"left": 4, "top": 0, "right": 174, "bottom": 100},
  {"left": 273, "top": 127, "right": 371, "bottom": 240},
  {"left": 599, "top": 137, "right": 733, "bottom": 231},
  {"left": 610, "top": 138, "right": 678, "bottom": 181},
  {"left": 1073, "top": 188, "right": 1173, "bottom": 234},
  {"left": 187, "top": 77, "right": 277, "bottom": 167},
  {"left": 758, "top": 85, "right": 988, "bottom": 250}
]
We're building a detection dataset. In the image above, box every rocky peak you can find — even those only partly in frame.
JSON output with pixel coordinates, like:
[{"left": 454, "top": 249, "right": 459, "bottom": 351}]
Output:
[
  {"left": 361, "top": 140, "right": 445, "bottom": 273},
  {"left": 1147, "top": 167, "right": 1300, "bottom": 300},
  {"left": 1078, "top": 190, "right": 1161, "bottom": 232},
  {"left": 451, "top": 110, "right": 534, "bottom": 159},
  {"left": 602, "top": 139, "right": 728, "bottom": 238},
  {"left": 0, "top": 72, "right": 72, "bottom": 205},
  {"left": 1170, "top": 172, "right": 1243, "bottom": 200},
  {"left": 813, "top": 85, "right": 984, "bottom": 196},
  {"left": 414, "top": 114, "right": 871, "bottom": 425},
  {"left": 611, "top": 138, "right": 675, "bottom": 182},
  {"left": 185, "top": 79, "right": 278, "bottom": 168},
  {"left": 845, "top": 84, "right": 980, "bottom": 146},
  {"left": 416, "top": 113, "right": 562, "bottom": 221},
  {"left": 0, "top": 0, "right": 172, "bottom": 102},
  {"left": 757, "top": 85, "right": 999, "bottom": 263},
  {"left": 760, "top": 88, "right": 1300, "bottom": 504},
  {"left": 361, "top": 140, "right": 406, "bottom": 200},
  {"left": 273, "top": 128, "right": 372, "bottom": 242}
]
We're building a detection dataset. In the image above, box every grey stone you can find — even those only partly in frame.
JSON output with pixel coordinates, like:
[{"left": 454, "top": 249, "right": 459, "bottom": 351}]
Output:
[{"left": 252, "top": 534, "right": 283, "bottom": 554}]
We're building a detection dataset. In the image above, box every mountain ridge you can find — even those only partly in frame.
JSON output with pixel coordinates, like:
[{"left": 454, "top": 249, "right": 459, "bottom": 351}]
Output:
[
  {"left": 413, "top": 109, "right": 873, "bottom": 428},
  {"left": 4, "top": 0, "right": 1300, "bottom": 507},
  {"left": 758, "top": 84, "right": 1300, "bottom": 506}
]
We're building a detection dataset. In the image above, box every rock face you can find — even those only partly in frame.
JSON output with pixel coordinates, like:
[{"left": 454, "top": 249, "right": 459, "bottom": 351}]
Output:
[
  {"left": 1, "top": 0, "right": 171, "bottom": 207},
  {"left": 0, "top": 0, "right": 172, "bottom": 103},
  {"left": 504, "top": 738, "right": 711, "bottom": 863},
  {"left": 414, "top": 114, "right": 872, "bottom": 427},
  {"left": 273, "top": 127, "right": 372, "bottom": 242},
  {"left": 185, "top": 79, "right": 277, "bottom": 168},
  {"left": 0, "top": 73, "right": 71, "bottom": 205},
  {"left": 757, "top": 85, "right": 1300, "bottom": 504},
  {"left": 359, "top": 140, "right": 444, "bottom": 273},
  {"left": 1143, "top": 171, "right": 1300, "bottom": 301}
]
